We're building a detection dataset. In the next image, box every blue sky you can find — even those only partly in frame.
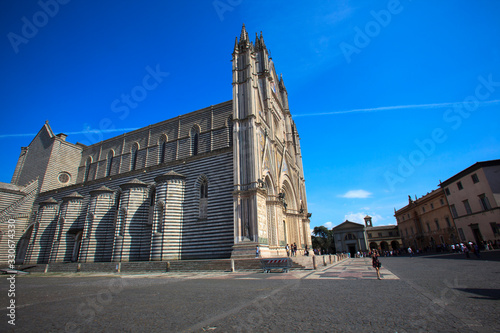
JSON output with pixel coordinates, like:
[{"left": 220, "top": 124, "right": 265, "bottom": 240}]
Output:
[{"left": 1, "top": 0, "right": 499, "bottom": 230}]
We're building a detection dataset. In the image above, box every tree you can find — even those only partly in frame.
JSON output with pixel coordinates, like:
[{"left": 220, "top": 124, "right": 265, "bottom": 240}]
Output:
[{"left": 311, "top": 226, "right": 336, "bottom": 254}]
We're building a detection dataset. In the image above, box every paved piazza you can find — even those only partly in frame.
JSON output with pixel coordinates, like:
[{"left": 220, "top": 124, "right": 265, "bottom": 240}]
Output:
[{"left": 1, "top": 252, "right": 499, "bottom": 332}]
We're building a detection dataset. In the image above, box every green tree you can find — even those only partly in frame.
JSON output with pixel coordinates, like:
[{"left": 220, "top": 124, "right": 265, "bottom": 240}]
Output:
[{"left": 311, "top": 226, "right": 336, "bottom": 254}]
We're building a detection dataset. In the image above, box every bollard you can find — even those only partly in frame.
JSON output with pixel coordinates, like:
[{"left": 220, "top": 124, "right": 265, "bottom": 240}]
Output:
[
  {"left": 166, "top": 261, "right": 171, "bottom": 272},
  {"left": 323, "top": 256, "right": 327, "bottom": 266},
  {"left": 231, "top": 259, "right": 235, "bottom": 272},
  {"left": 45, "top": 264, "right": 49, "bottom": 273},
  {"left": 329, "top": 255, "right": 332, "bottom": 264},
  {"left": 312, "top": 256, "right": 317, "bottom": 270}
]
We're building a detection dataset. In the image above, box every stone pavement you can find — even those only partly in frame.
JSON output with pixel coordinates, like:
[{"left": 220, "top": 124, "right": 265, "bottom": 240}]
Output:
[{"left": 1, "top": 253, "right": 499, "bottom": 332}]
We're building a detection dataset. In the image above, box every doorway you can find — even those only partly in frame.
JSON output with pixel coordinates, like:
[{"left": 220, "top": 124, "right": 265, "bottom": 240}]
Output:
[
  {"left": 71, "top": 231, "right": 83, "bottom": 262},
  {"left": 348, "top": 245, "right": 356, "bottom": 258}
]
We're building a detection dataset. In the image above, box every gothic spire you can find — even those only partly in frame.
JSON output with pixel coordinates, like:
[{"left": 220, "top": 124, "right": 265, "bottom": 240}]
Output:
[
  {"left": 240, "top": 23, "right": 248, "bottom": 42},
  {"left": 259, "top": 31, "right": 266, "bottom": 49},
  {"left": 255, "top": 32, "right": 260, "bottom": 48},
  {"left": 279, "top": 73, "right": 287, "bottom": 91},
  {"left": 233, "top": 36, "right": 239, "bottom": 53}
]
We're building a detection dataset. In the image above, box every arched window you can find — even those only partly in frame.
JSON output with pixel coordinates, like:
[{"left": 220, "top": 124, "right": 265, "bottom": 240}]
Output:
[
  {"left": 115, "top": 190, "right": 121, "bottom": 210},
  {"left": 85, "top": 213, "right": 94, "bottom": 238},
  {"left": 106, "top": 150, "right": 114, "bottom": 177},
  {"left": 345, "top": 233, "right": 357, "bottom": 240},
  {"left": 199, "top": 177, "right": 208, "bottom": 219},
  {"left": 84, "top": 157, "right": 92, "bottom": 182},
  {"left": 190, "top": 126, "right": 200, "bottom": 156},
  {"left": 131, "top": 143, "right": 139, "bottom": 171},
  {"left": 57, "top": 218, "right": 65, "bottom": 241},
  {"left": 149, "top": 186, "right": 156, "bottom": 206},
  {"left": 117, "top": 209, "right": 126, "bottom": 237},
  {"left": 158, "top": 135, "right": 167, "bottom": 164},
  {"left": 155, "top": 202, "right": 164, "bottom": 233}
]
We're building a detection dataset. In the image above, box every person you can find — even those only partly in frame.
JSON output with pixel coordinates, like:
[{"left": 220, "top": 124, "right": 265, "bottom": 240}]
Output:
[
  {"left": 304, "top": 245, "right": 309, "bottom": 256},
  {"left": 285, "top": 244, "right": 290, "bottom": 257},
  {"left": 255, "top": 245, "right": 260, "bottom": 258},
  {"left": 473, "top": 243, "right": 481, "bottom": 258},
  {"left": 372, "top": 250, "right": 382, "bottom": 280},
  {"left": 463, "top": 244, "right": 470, "bottom": 259},
  {"left": 408, "top": 247, "right": 413, "bottom": 258},
  {"left": 293, "top": 243, "right": 297, "bottom": 257}
]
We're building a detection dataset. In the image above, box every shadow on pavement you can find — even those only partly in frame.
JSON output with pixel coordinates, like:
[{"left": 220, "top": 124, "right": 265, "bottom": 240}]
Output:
[
  {"left": 455, "top": 288, "right": 500, "bottom": 300},
  {"left": 417, "top": 250, "right": 500, "bottom": 262}
]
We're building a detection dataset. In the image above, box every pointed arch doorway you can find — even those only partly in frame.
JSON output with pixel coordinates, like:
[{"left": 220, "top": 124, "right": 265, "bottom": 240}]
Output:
[{"left": 71, "top": 231, "right": 83, "bottom": 262}]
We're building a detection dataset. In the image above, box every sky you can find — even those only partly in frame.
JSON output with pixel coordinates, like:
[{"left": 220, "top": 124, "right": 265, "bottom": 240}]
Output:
[{"left": 1, "top": 0, "right": 499, "bottom": 231}]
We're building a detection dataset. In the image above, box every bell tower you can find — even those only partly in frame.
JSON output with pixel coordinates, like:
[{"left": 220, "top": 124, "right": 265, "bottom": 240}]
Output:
[
  {"left": 231, "top": 24, "right": 261, "bottom": 256},
  {"left": 231, "top": 25, "right": 311, "bottom": 257},
  {"left": 364, "top": 215, "right": 373, "bottom": 227}
]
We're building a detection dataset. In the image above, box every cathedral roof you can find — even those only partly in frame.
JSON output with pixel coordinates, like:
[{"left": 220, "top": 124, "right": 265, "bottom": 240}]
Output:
[
  {"left": 62, "top": 191, "right": 84, "bottom": 200},
  {"left": 39, "top": 197, "right": 58, "bottom": 206},
  {"left": 119, "top": 178, "right": 148, "bottom": 190},
  {"left": 0, "top": 182, "right": 22, "bottom": 192},
  {"left": 154, "top": 170, "right": 186, "bottom": 183},
  {"left": 90, "top": 185, "right": 114, "bottom": 195}
]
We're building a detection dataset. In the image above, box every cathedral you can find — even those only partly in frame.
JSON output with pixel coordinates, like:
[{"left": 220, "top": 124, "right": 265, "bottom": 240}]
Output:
[{"left": 0, "top": 25, "right": 311, "bottom": 264}]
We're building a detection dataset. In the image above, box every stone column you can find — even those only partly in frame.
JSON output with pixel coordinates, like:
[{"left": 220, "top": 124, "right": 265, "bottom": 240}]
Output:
[
  {"left": 112, "top": 179, "right": 149, "bottom": 262},
  {"left": 80, "top": 186, "right": 115, "bottom": 263},
  {"left": 150, "top": 171, "right": 185, "bottom": 261},
  {"left": 25, "top": 198, "right": 59, "bottom": 264},
  {"left": 48, "top": 192, "right": 85, "bottom": 263}
]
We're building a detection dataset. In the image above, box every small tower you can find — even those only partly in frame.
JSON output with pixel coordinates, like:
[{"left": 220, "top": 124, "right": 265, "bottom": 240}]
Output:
[{"left": 364, "top": 215, "right": 373, "bottom": 227}]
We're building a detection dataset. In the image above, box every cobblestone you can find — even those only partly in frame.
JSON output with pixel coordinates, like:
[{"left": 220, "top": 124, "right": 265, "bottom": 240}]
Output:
[{"left": 0, "top": 252, "right": 499, "bottom": 332}]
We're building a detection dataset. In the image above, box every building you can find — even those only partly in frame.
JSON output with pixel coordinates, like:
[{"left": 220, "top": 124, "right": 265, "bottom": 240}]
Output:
[
  {"left": 395, "top": 188, "right": 457, "bottom": 251},
  {"left": 332, "top": 216, "right": 402, "bottom": 256},
  {"left": 364, "top": 216, "right": 402, "bottom": 252},
  {"left": 439, "top": 160, "right": 500, "bottom": 246},
  {"left": 0, "top": 25, "right": 312, "bottom": 264},
  {"left": 332, "top": 220, "right": 368, "bottom": 256}
]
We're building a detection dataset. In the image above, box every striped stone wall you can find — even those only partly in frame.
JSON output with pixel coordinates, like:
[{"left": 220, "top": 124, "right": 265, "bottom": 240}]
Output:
[
  {"left": 113, "top": 179, "right": 151, "bottom": 262},
  {"left": 78, "top": 187, "right": 116, "bottom": 263},
  {"left": 77, "top": 100, "right": 233, "bottom": 184},
  {"left": 49, "top": 192, "right": 85, "bottom": 262},
  {"left": 24, "top": 198, "right": 59, "bottom": 264},
  {"left": 150, "top": 171, "right": 185, "bottom": 260},
  {"left": 20, "top": 148, "right": 234, "bottom": 263}
]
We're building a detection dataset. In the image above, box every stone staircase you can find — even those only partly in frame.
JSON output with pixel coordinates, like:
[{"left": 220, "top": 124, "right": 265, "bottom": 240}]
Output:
[
  {"left": 290, "top": 255, "right": 314, "bottom": 269},
  {"left": 0, "top": 179, "right": 38, "bottom": 223},
  {"left": 5, "top": 258, "right": 264, "bottom": 274}
]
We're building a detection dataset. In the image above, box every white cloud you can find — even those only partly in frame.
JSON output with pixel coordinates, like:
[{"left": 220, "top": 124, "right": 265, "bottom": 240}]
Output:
[
  {"left": 293, "top": 99, "right": 500, "bottom": 118},
  {"left": 339, "top": 190, "right": 372, "bottom": 199},
  {"left": 344, "top": 212, "right": 384, "bottom": 225},
  {"left": 323, "top": 222, "right": 333, "bottom": 229}
]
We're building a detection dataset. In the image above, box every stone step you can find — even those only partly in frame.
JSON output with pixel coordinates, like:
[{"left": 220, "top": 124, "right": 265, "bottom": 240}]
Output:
[{"left": 4, "top": 258, "right": 281, "bottom": 274}]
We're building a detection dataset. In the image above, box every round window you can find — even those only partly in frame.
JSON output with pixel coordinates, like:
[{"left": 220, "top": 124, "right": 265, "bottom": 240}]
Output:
[{"left": 58, "top": 172, "right": 71, "bottom": 184}]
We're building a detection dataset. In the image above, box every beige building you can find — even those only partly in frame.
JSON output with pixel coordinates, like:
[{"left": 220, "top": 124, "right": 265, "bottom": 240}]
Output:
[
  {"left": 365, "top": 216, "right": 402, "bottom": 251},
  {"left": 332, "top": 216, "right": 402, "bottom": 256},
  {"left": 439, "top": 160, "right": 500, "bottom": 246},
  {"left": 395, "top": 188, "right": 458, "bottom": 251},
  {"left": 0, "top": 26, "right": 312, "bottom": 264}
]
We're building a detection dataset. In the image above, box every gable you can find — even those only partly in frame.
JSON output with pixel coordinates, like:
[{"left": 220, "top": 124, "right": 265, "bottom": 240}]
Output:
[{"left": 333, "top": 221, "right": 365, "bottom": 231}]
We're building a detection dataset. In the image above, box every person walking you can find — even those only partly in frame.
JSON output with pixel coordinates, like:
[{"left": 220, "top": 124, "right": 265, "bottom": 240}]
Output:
[{"left": 372, "top": 250, "right": 382, "bottom": 280}]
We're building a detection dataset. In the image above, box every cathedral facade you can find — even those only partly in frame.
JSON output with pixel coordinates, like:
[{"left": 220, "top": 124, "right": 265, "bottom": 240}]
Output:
[{"left": 0, "top": 26, "right": 311, "bottom": 264}]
